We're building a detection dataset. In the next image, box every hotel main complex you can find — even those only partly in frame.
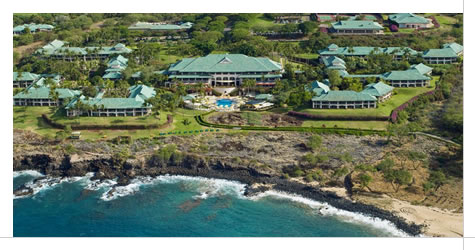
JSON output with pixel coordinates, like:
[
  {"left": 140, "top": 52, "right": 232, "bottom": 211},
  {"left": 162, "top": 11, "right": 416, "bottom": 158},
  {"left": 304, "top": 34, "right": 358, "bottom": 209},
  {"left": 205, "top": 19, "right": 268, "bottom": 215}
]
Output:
[{"left": 163, "top": 54, "right": 284, "bottom": 87}]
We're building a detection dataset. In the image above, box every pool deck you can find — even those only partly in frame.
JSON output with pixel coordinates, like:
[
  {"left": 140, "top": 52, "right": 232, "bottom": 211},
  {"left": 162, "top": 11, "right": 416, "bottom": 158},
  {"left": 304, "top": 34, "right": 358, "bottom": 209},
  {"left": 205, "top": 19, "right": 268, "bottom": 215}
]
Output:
[{"left": 184, "top": 95, "right": 247, "bottom": 112}]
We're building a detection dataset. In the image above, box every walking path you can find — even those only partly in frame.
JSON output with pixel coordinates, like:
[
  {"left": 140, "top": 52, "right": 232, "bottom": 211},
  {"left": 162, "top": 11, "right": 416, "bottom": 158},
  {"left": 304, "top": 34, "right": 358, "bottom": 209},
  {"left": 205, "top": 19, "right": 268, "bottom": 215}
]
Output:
[{"left": 410, "top": 132, "right": 461, "bottom": 147}]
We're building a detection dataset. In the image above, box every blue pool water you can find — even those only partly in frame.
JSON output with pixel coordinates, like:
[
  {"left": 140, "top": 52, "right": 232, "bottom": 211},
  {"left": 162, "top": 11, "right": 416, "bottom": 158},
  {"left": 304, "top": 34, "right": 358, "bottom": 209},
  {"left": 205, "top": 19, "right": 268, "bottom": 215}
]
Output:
[
  {"left": 13, "top": 171, "right": 407, "bottom": 237},
  {"left": 216, "top": 99, "right": 234, "bottom": 107}
]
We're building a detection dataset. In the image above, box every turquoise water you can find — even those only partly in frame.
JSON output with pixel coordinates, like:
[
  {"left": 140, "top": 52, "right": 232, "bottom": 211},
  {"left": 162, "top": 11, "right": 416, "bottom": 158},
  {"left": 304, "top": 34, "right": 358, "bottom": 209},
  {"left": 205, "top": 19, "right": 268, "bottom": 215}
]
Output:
[
  {"left": 216, "top": 99, "right": 234, "bottom": 107},
  {"left": 13, "top": 172, "right": 404, "bottom": 237}
]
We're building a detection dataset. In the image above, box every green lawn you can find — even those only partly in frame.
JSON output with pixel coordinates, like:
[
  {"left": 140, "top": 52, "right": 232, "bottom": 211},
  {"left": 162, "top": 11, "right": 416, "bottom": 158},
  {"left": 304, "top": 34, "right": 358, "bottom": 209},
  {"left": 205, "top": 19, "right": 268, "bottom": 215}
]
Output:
[
  {"left": 295, "top": 53, "right": 319, "bottom": 60},
  {"left": 211, "top": 50, "right": 230, "bottom": 54},
  {"left": 302, "top": 120, "right": 388, "bottom": 131},
  {"left": 434, "top": 15, "right": 457, "bottom": 25},
  {"left": 13, "top": 106, "right": 211, "bottom": 140},
  {"left": 247, "top": 14, "right": 283, "bottom": 29},
  {"left": 297, "top": 76, "right": 438, "bottom": 117},
  {"left": 51, "top": 109, "right": 166, "bottom": 126}
]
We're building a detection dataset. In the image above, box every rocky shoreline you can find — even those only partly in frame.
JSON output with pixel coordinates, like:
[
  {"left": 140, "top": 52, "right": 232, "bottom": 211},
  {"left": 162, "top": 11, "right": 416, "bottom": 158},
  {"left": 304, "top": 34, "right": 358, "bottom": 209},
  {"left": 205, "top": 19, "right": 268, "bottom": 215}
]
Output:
[{"left": 13, "top": 151, "right": 423, "bottom": 236}]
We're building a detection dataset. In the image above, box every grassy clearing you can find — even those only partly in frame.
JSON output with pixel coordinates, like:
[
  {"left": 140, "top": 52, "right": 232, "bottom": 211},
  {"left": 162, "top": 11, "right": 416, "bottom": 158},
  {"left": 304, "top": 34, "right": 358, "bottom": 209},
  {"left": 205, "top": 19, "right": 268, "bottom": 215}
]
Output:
[
  {"left": 159, "top": 48, "right": 183, "bottom": 65},
  {"left": 51, "top": 109, "right": 166, "bottom": 126},
  {"left": 295, "top": 53, "right": 319, "bottom": 60},
  {"left": 13, "top": 106, "right": 210, "bottom": 140},
  {"left": 247, "top": 14, "right": 283, "bottom": 29},
  {"left": 297, "top": 76, "right": 438, "bottom": 117},
  {"left": 302, "top": 120, "right": 388, "bottom": 130}
]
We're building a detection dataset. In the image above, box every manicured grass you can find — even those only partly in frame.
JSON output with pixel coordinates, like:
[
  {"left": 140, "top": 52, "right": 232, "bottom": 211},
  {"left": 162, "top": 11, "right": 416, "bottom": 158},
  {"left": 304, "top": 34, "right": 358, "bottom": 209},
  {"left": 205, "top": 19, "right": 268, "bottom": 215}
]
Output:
[
  {"left": 13, "top": 106, "right": 210, "bottom": 140},
  {"left": 247, "top": 14, "right": 283, "bottom": 29},
  {"left": 164, "top": 108, "right": 207, "bottom": 133},
  {"left": 434, "top": 15, "right": 457, "bottom": 25},
  {"left": 13, "top": 106, "right": 59, "bottom": 138},
  {"left": 159, "top": 48, "right": 183, "bottom": 65},
  {"left": 295, "top": 53, "right": 319, "bottom": 60},
  {"left": 211, "top": 50, "right": 230, "bottom": 54},
  {"left": 296, "top": 76, "right": 439, "bottom": 117},
  {"left": 51, "top": 109, "right": 166, "bottom": 126},
  {"left": 302, "top": 120, "right": 389, "bottom": 131}
]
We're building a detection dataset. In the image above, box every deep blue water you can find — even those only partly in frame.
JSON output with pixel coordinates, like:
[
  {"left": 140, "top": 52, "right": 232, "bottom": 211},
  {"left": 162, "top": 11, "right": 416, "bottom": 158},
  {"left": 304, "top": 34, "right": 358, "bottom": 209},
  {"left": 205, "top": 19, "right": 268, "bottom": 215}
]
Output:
[
  {"left": 216, "top": 99, "right": 234, "bottom": 107},
  {"left": 13, "top": 172, "right": 404, "bottom": 237}
]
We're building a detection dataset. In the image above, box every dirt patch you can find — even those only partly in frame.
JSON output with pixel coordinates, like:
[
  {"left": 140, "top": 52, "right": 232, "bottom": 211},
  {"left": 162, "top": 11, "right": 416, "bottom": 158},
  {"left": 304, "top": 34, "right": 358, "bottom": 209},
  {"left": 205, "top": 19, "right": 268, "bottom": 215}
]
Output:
[
  {"left": 207, "top": 112, "right": 303, "bottom": 127},
  {"left": 14, "top": 41, "right": 44, "bottom": 58}
]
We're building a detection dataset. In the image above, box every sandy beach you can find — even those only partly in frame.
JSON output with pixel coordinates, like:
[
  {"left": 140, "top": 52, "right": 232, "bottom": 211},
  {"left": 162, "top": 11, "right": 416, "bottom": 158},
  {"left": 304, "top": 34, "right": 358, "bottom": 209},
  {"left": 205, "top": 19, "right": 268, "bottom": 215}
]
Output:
[
  {"left": 348, "top": 190, "right": 463, "bottom": 237},
  {"left": 389, "top": 197, "right": 463, "bottom": 237}
]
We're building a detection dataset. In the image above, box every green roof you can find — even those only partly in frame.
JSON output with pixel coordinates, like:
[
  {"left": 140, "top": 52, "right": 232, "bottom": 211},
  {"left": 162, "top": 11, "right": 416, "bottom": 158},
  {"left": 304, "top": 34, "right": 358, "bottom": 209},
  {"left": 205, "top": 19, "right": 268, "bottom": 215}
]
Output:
[
  {"left": 239, "top": 74, "right": 282, "bottom": 78},
  {"left": 318, "top": 15, "right": 335, "bottom": 21},
  {"left": 14, "top": 23, "right": 54, "bottom": 33},
  {"left": 443, "top": 42, "right": 463, "bottom": 54},
  {"left": 422, "top": 48, "right": 458, "bottom": 58},
  {"left": 171, "top": 75, "right": 212, "bottom": 79},
  {"left": 103, "top": 72, "right": 123, "bottom": 79},
  {"left": 331, "top": 20, "right": 383, "bottom": 30},
  {"left": 107, "top": 55, "right": 128, "bottom": 67},
  {"left": 255, "top": 94, "right": 273, "bottom": 100},
  {"left": 37, "top": 40, "right": 132, "bottom": 56},
  {"left": 309, "top": 80, "right": 330, "bottom": 95},
  {"left": 321, "top": 56, "right": 346, "bottom": 70},
  {"left": 73, "top": 97, "right": 148, "bottom": 109},
  {"left": 168, "top": 54, "right": 282, "bottom": 73},
  {"left": 128, "top": 22, "right": 193, "bottom": 30},
  {"left": 345, "top": 74, "right": 381, "bottom": 78},
  {"left": 409, "top": 63, "right": 433, "bottom": 75},
  {"left": 312, "top": 90, "right": 377, "bottom": 102},
  {"left": 389, "top": 13, "right": 429, "bottom": 24},
  {"left": 319, "top": 45, "right": 418, "bottom": 57},
  {"left": 14, "top": 86, "right": 80, "bottom": 99},
  {"left": 381, "top": 69, "right": 431, "bottom": 81},
  {"left": 128, "top": 84, "right": 156, "bottom": 100},
  {"left": 13, "top": 72, "right": 39, "bottom": 82},
  {"left": 362, "top": 81, "right": 394, "bottom": 97}
]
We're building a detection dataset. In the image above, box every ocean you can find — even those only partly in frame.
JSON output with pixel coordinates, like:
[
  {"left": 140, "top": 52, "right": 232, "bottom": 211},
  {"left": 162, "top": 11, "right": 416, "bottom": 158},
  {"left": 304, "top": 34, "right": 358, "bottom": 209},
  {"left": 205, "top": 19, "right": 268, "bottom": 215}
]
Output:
[{"left": 13, "top": 171, "right": 408, "bottom": 237}]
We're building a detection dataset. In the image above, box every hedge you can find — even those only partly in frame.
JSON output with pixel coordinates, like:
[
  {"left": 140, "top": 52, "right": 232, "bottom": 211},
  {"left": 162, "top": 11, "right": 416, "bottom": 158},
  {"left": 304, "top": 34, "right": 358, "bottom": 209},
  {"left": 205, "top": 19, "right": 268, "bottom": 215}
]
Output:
[
  {"left": 287, "top": 111, "right": 390, "bottom": 121},
  {"left": 195, "top": 114, "right": 387, "bottom": 136},
  {"left": 390, "top": 90, "right": 436, "bottom": 123},
  {"left": 42, "top": 114, "right": 173, "bottom": 130}
]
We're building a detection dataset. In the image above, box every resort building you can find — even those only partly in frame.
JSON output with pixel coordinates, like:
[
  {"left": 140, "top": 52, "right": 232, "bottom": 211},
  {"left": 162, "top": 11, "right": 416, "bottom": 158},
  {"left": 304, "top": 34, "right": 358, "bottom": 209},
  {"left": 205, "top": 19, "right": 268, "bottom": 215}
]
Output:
[
  {"left": 311, "top": 90, "right": 377, "bottom": 109},
  {"left": 13, "top": 23, "right": 54, "bottom": 35},
  {"left": 35, "top": 40, "right": 132, "bottom": 61},
  {"left": 422, "top": 42, "right": 463, "bottom": 64},
  {"left": 128, "top": 22, "right": 193, "bottom": 31},
  {"left": 388, "top": 13, "right": 433, "bottom": 29},
  {"left": 321, "top": 56, "right": 346, "bottom": 70},
  {"left": 329, "top": 20, "right": 384, "bottom": 35},
  {"left": 13, "top": 72, "right": 39, "bottom": 88},
  {"left": 13, "top": 72, "right": 62, "bottom": 88},
  {"left": 14, "top": 85, "right": 81, "bottom": 106},
  {"left": 65, "top": 85, "right": 156, "bottom": 117},
  {"left": 361, "top": 81, "right": 394, "bottom": 102},
  {"left": 164, "top": 54, "right": 283, "bottom": 87},
  {"left": 381, "top": 69, "right": 431, "bottom": 87},
  {"left": 319, "top": 44, "right": 418, "bottom": 60},
  {"left": 102, "top": 55, "right": 129, "bottom": 80},
  {"left": 409, "top": 63, "right": 433, "bottom": 76}
]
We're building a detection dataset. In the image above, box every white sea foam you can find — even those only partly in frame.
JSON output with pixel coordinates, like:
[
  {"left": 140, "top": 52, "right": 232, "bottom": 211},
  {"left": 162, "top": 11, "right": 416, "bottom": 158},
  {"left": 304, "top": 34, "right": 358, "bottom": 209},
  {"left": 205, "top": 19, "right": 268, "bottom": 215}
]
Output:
[
  {"left": 249, "top": 190, "right": 414, "bottom": 237},
  {"left": 99, "top": 175, "right": 246, "bottom": 201},
  {"left": 13, "top": 175, "right": 86, "bottom": 199},
  {"left": 13, "top": 170, "right": 44, "bottom": 178}
]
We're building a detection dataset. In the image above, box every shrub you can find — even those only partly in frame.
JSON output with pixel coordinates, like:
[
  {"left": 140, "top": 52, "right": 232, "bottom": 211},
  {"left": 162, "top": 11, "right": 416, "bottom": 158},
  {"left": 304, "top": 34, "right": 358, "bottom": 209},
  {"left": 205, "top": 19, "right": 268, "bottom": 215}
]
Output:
[
  {"left": 307, "top": 134, "right": 323, "bottom": 150},
  {"left": 389, "top": 24, "right": 399, "bottom": 32},
  {"left": 287, "top": 111, "right": 389, "bottom": 121}
]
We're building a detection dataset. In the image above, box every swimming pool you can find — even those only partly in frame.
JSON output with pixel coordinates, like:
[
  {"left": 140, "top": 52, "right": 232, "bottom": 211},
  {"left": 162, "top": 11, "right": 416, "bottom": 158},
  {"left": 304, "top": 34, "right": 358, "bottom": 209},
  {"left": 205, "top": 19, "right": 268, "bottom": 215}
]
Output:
[{"left": 216, "top": 99, "right": 234, "bottom": 107}]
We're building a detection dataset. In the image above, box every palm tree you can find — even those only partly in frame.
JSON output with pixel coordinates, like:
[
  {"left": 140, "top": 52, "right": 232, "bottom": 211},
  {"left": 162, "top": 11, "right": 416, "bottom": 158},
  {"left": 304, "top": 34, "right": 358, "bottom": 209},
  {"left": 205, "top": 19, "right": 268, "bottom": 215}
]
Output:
[{"left": 242, "top": 79, "right": 256, "bottom": 96}]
